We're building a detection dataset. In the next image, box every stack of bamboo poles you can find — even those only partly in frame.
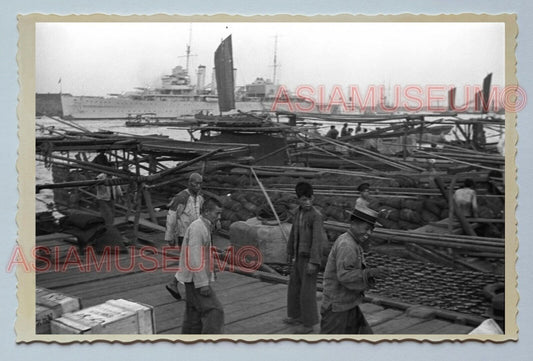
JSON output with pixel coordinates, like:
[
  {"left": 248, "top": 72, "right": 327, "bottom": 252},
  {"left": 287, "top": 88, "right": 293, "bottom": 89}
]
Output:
[
  {"left": 296, "top": 132, "right": 427, "bottom": 172},
  {"left": 324, "top": 220, "right": 504, "bottom": 258}
]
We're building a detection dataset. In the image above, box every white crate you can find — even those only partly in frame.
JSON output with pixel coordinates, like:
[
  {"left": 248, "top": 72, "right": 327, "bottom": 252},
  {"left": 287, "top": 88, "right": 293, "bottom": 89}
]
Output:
[
  {"left": 36, "top": 287, "right": 82, "bottom": 334},
  {"left": 50, "top": 299, "right": 155, "bottom": 334}
]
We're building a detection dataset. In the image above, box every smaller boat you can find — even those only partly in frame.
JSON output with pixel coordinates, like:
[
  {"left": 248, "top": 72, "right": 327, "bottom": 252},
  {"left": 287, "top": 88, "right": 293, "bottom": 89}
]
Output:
[{"left": 125, "top": 113, "right": 197, "bottom": 127}]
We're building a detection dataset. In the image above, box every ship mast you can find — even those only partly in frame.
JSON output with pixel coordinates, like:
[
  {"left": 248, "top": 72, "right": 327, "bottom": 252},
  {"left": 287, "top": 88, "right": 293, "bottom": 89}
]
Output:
[
  {"left": 271, "top": 34, "right": 281, "bottom": 85},
  {"left": 186, "top": 24, "right": 192, "bottom": 73}
]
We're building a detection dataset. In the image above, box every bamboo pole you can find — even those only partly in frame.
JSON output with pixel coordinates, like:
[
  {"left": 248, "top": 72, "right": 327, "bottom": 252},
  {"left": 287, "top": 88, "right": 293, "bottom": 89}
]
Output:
[
  {"left": 36, "top": 173, "right": 135, "bottom": 192},
  {"left": 49, "top": 116, "right": 92, "bottom": 133},
  {"left": 250, "top": 167, "right": 289, "bottom": 243},
  {"left": 415, "top": 149, "right": 503, "bottom": 171},
  {"left": 308, "top": 132, "right": 426, "bottom": 172},
  {"left": 296, "top": 135, "right": 375, "bottom": 170},
  {"left": 45, "top": 153, "right": 131, "bottom": 178}
]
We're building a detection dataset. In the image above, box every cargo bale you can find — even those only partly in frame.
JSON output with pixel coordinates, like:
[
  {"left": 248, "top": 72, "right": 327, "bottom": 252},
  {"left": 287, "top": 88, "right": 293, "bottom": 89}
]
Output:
[
  {"left": 377, "top": 218, "right": 399, "bottom": 229},
  {"left": 231, "top": 192, "right": 247, "bottom": 202},
  {"left": 219, "top": 195, "right": 233, "bottom": 207},
  {"left": 236, "top": 209, "right": 253, "bottom": 221},
  {"left": 379, "top": 206, "right": 400, "bottom": 221},
  {"left": 432, "top": 197, "right": 449, "bottom": 208},
  {"left": 368, "top": 199, "right": 382, "bottom": 211},
  {"left": 401, "top": 199, "right": 424, "bottom": 212},
  {"left": 330, "top": 207, "right": 345, "bottom": 222},
  {"left": 478, "top": 206, "right": 495, "bottom": 219},
  {"left": 380, "top": 197, "right": 402, "bottom": 209},
  {"left": 394, "top": 175, "right": 418, "bottom": 188},
  {"left": 398, "top": 220, "right": 421, "bottom": 230},
  {"left": 400, "top": 208, "right": 422, "bottom": 224},
  {"left": 421, "top": 209, "right": 441, "bottom": 223},
  {"left": 230, "top": 201, "right": 242, "bottom": 212},
  {"left": 423, "top": 199, "right": 443, "bottom": 217},
  {"left": 481, "top": 197, "right": 504, "bottom": 217},
  {"left": 221, "top": 220, "right": 232, "bottom": 230}
]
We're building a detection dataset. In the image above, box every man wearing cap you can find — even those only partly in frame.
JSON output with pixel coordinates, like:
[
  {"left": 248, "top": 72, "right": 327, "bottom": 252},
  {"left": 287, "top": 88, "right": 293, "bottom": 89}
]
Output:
[
  {"left": 355, "top": 183, "right": 371, "bottom": 211},
  {"left": 320, "top": 207, "right": 388, "bottom": 334},
  {"left": 165, "top": 173, "right": 204, "bottom": 300}
]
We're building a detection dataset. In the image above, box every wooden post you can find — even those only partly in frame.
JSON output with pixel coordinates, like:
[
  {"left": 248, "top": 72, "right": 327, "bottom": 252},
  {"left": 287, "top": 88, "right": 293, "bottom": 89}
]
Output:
[
  {"left": 448, "top": 176, "right": 457, "bottom": 233},
  {"left": 132, "top": 151, "right": 142, "bottom": 243},
  {"left": 143, "top": 188, "right": 158, "bottom": 224},
  {"left": 402, "top": 123, "right": 408, "bottom": 160},
  {"left": 148, "top": 155, "right": 157, "bottom": 174},
  {"left": 418, "top": 117, "right": 425, "bottom": 150},
  {"left": 132, "top": 182, "right": 143, "bottom": 243}
]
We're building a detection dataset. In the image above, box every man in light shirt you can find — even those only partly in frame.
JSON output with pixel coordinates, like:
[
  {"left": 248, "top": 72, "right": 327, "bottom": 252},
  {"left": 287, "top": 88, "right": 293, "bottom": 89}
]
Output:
[
  {"left": 177, "top": 197, "right": 224, "bottom": 334},
  {"left": 453, "top": 178, "right": 479, "bottom": 218}
]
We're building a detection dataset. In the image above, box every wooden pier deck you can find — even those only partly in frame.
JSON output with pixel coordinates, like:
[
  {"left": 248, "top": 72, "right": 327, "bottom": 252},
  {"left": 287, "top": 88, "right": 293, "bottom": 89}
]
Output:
[{"left": 36, "top": 233, "right": 479, "bottom": 335}]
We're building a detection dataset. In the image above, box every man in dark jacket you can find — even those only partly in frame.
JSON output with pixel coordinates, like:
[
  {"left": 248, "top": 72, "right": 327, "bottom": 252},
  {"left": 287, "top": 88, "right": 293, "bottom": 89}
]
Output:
[
  {"left": 320, "top": 207, "right": 388, "bottom": 334},
  {"left": 284, "top": 182, "right": 326, "bottom": 333},
  {"left": 326, "top": 125, "right": 339, "bottom": 139}
]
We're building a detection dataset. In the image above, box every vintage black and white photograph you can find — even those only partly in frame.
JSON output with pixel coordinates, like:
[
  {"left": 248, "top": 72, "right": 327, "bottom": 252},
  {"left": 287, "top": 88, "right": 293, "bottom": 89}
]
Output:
[{"left": 19, "top": 15, "right": 517, "bottom": 341}]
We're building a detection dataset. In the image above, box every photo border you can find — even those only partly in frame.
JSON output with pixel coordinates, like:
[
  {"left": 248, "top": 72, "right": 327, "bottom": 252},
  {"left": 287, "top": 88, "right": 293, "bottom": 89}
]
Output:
[{"left": 16, "top": 12, "right": 518, "bottom": 343}]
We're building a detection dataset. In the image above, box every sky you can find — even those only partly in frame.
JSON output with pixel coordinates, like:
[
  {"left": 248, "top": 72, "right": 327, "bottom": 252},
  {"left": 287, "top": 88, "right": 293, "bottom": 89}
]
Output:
[{"left": 36, "top": 21, "right": 505, "bottom": 101}]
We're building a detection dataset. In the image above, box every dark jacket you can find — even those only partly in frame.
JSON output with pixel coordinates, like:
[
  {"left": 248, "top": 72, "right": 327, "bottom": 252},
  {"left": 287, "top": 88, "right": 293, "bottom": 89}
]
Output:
[{"left": 286, "top": 206, "right": 326, "bottom": 265}]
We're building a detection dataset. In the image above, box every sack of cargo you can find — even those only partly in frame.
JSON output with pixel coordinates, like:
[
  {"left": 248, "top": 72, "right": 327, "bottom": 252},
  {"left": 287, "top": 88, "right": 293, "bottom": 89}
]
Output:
[
  {"left": 243, "top": 201, "right": 259, "bottom": 214},
  {"left": 380, "top": 197, "right": 402, "bottom": 209},
  {"left": 229, "top": 218, "right": 292, "bottom": 264},
  {"left": 377, "top": 218, "right": 399, "bottom": 230},
  {"left": 478, "top": 206, "right": 495, "bottom": 219},
  {"left": 368, "top": 199, "right": 382, "bottom": 211},
  {"left": 399, "top": 208, "right": 422, "bottom": 224},
  {"left": 236, "top": 209, "right": 253, "bottom": 221},
  {"left": 230, "top": 192, "right": 245, "bottom": 202},
  {"left": 398, "top": 220, "right": 421, "bottom": 230},
  {"left": 421, "top": 209, "right": 441, "bottom": 223},
  {"left": 379, "top": 206, "right": 400, "bottom": 221},
  {"left": 401, "top": 199, "right": 424, "bottom": 212},
  {"left": 230, "top": 201, "right": 242, "bottom": 212},
  {"left": 221, "top": 220, "right": 232, "bottom": 230},
  {"left": 219, "top": 195, "right": 233, "bottom": 208},
  {"left": 423, "top": 199, "right": 443, "bottom": 217},
  {"left": 394, "top": 175, "right": 417, "bottom": 188}
]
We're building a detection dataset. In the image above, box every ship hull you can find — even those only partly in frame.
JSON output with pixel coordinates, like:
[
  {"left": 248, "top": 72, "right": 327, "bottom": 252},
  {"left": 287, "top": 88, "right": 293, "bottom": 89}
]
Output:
[{"left": 60, "top": 94, "right": 274, "bottom": 120}]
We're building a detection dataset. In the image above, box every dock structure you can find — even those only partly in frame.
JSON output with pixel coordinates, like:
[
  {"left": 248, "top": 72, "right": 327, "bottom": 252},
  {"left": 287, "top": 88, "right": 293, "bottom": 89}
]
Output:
[
  {"left": 34, "top": 114, "right": 506, "bottom": 336},
  {"left": 36, "top": 232, "right": 485, "bottom": 335}
]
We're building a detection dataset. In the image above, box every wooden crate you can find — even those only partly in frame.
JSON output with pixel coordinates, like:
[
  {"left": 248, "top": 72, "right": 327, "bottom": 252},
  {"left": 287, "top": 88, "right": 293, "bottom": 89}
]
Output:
[
  {"left": 50, "top": 299, "right": 155, "bottom": 334},
  {"left": 36, "top": 287, "right": 82, "bottom": 334}
]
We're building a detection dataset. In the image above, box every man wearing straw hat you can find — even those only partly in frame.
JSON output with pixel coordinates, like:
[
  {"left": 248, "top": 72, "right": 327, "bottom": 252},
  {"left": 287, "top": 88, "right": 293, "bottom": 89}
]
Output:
[
  {"left": 320, "top": 207, "right": 389, "bottom": 334},
  {"left": 164, "top": 172, "right": 204, "bottom": 300}
]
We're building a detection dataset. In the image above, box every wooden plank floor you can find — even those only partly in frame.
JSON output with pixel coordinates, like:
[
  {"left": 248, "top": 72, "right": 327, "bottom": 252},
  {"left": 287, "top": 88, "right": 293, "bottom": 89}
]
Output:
[{"left": 36, "top": 235, "right": 477, "bottom": 335}]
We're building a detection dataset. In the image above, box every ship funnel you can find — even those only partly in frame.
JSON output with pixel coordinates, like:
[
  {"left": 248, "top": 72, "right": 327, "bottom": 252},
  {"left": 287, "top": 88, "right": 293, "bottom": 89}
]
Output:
[
  {"left": 211, "top": 67, "right": 217, "bottom": 95},
  {"left": 197, "top": 65, "right": 206, "bottom": 91}
]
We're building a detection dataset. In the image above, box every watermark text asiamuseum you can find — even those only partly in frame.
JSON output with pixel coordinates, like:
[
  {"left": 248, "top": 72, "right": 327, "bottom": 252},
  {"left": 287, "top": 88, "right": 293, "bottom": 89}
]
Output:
[{"left": 6, "top": 245, "right": 263, "bottom": 273}]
